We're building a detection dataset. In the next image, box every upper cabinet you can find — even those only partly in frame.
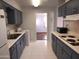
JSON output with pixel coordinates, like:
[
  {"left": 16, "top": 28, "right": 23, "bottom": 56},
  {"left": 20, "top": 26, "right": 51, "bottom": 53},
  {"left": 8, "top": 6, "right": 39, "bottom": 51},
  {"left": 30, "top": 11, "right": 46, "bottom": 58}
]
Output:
[
  {"left": 14, "top": 9, "right": 23, "bottom": 26},
  {"left": 58, "top": 0, "right": 79, "bottom": 17},
  {"left": 0, "top": 0, "right": 23, "bottom": 26},
  {"left": 58, "top": 5, "right": 67, "bottom": 17}
]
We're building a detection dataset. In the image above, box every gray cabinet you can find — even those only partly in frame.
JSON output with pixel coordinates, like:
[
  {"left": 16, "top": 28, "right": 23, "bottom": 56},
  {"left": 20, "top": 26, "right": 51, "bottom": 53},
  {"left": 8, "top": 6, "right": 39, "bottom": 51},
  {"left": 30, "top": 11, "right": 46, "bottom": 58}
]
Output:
[
  {"left": 0, "top": 0, "right": 4, "bottom": 9},
  {"left": 58, "top": 5, "right": 67, "bottom": 17},
  {"left": 57, "top": 38, "right": 71, "bottom": 59},
  {"left": 62, "top": 49, "right": 71, "bottom": 59},
  {"left": 6, "top": 7, "right": 22, "bottom": 26},
  {"left": 16, "top": 39, "right": 22, "bottom": 59},
  {"left": 51, "top": 34, "right": 77, "bottom": 59},
  {"left": 58, "top": 7, "right": 62, "bottom": 17},
  {"left": 72, "top": 52, "right": 79, "bottom": 59},
  {"left": 14, "top": 9, "right": 22, "bottom": 26},
  {"left": 9, "top": 43, "right": 18, "bottom": 59},
  {"left": 0, "top": 0, "right": 23, "bottom": 26},
  {"left": 9, "top": 34, "right": 26, "bottom": 59},
  {"left": 6, "top": 7, "right": 15, "bottom": 24},
  {"left": 58, "top": 0, "right": 79, "bottom": 17},
  {"left": 57, "top": 44, "right": 63, "bottom": 59},
  {"left": 51, "top": 34, "right": 57, "bottom": 55}
]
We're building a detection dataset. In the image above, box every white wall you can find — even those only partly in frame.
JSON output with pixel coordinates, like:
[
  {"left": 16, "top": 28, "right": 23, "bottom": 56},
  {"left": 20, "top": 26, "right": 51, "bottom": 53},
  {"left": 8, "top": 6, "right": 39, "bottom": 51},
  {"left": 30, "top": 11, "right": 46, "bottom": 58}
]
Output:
[
  {"left": 47, "top": 7, "right": 58, "bottom": 44},
  {"left": 21, "top": 8, "right": 36, "bottom": 42},
  {"left": 21, "top": 7, "right": 56, "bottom": 42}
]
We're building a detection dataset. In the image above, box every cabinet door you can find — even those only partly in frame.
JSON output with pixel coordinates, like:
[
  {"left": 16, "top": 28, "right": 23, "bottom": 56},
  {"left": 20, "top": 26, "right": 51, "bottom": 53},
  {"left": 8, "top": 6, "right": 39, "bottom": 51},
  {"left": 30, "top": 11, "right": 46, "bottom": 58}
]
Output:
[
  {"left": 18, "top": 11, "right": 22, "bottom": 25},
  {"left": 62, "top": 40, "right": 72, "bottom": 59},
  {"left": 66, "top": 5, "right": 72, "bottom": 15},
  {"left": 14, "top": 9, "right": 22, "bottom": 26},
  {"left": 56, "top": 38, "right": 64, "bottom": 59},
  {"left": 51, "top": 34, "right": 57, "bottom": 55},
  {"left": 9, "top": 44, "right": 18, "bottom": 59},
  {"left": 66, "top": 0, "right": 79, "bottom": 15},
  {"left": 58, "top": 7, "right": 62, "bottom": 17},
  {"left": 0, "top": 0, "right": 4, "bottom": 9},
  {"left": 57, "top": 44, "right": 63, "bottom": 59},
  {"left": 23, "top": 34, "right": 26, "bottom": 46},
  {"left": 6, "top": 7, "right": 15, "bottom": 24},
  {"left": 20, "top": 36, "right": 24, "bottom": 53},
  {"left": 58, "top": 5, "right": 67, "bottom": 17},
  {"left": 62, "top": 49, "right": 71, "bottom": 59},
  {"left": 62, "top": 6, "right": 65, "bottom": 17},
  {"left": 16, "top": 40, "right": 22, "bottom": 59},
  {"left": 72, "top": 51, "right": 79, "bottom": 59}
]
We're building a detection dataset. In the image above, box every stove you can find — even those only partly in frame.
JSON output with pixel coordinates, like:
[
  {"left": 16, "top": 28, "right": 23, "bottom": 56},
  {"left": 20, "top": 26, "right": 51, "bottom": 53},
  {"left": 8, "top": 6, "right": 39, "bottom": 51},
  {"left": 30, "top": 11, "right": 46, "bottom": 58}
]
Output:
[{"left": 60, "top": 35, "right": 79, "bottom": 46}]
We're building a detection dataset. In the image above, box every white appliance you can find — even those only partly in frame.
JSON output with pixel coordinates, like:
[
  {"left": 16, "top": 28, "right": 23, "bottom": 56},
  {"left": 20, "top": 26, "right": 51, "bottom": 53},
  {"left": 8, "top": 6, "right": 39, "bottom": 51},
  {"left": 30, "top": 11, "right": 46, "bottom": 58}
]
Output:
[{"left": 0, "top": 9, "right": 7, "bottom": 47}]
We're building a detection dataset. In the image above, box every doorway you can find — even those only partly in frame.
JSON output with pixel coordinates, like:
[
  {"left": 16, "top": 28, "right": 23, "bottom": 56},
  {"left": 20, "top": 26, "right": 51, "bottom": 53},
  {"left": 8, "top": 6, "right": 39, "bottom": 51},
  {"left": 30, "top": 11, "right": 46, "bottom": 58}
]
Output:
[{"left": 36, "top": 13, "right": 47, "bottom": 40}]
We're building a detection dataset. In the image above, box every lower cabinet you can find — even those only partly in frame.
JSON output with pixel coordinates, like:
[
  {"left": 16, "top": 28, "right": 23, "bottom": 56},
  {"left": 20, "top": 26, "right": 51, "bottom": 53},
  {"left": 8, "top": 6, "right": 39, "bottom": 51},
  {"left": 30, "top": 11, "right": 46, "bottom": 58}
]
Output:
[
  {"left": 62, "top": 49, "right": 71, "bottom": 59},
  {"left": 9, "top": 44, "right": 18, "bottom": 59},
  {"left": 51, "top": 33, "right": 79, "bottom": 59},
  {"left": 72, "top": 51, "right": 79, "bottom": 59},
  {"left": 57, "top": 44, "right": 63, "bottom": 59},
  {"left": 51, "top": 34, "right": 57, "bottom": 55},
  {"left": 9, "top": 34, "right": 26, "bottom": 59},
  {"left": 16, "top": 40, "right": 22, "bottom": 59}
]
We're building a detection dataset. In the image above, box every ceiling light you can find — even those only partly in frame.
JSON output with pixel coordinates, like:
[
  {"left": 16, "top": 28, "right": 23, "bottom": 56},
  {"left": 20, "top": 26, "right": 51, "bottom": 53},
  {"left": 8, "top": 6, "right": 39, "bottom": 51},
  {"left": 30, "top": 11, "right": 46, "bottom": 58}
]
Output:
[{"left": 32, "top": 0, "right": 40, "bottom": 7}]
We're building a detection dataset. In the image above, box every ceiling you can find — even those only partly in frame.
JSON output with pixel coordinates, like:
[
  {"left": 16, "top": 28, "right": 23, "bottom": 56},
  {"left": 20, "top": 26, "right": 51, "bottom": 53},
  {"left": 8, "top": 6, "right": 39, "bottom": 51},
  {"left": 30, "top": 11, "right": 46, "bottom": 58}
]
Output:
[{"left": 15, "top": 0, "right": 58, "bottom": 8}]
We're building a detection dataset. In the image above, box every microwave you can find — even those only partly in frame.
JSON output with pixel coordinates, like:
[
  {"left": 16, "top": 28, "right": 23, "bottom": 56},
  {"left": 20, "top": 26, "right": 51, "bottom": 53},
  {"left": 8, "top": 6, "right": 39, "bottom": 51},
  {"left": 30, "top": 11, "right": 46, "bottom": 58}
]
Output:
[{"left": 57, "top": 27, "right": 68, "bottom": 33}]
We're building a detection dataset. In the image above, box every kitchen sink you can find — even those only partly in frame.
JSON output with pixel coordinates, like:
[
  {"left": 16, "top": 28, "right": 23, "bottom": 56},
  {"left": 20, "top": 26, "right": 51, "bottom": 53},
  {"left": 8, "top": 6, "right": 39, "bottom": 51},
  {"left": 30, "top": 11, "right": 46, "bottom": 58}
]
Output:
[{"left": 8, "top": 34, "right": 21, "bottom": 39}]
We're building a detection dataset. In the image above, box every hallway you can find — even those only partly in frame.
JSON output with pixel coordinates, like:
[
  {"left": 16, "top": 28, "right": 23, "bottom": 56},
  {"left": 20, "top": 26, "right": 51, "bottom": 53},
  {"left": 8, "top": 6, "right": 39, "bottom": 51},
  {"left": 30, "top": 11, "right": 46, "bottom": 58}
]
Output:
[{"left": 20, "top": 40, "right": 57, "bottom": 59}]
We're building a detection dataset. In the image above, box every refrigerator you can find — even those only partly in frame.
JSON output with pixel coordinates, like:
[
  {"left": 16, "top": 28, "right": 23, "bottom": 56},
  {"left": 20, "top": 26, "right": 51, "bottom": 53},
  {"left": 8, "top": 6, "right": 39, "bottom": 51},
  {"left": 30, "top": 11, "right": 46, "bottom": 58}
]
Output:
[{"left": 0, "top": 9, "right": 7, "bottom": 48}]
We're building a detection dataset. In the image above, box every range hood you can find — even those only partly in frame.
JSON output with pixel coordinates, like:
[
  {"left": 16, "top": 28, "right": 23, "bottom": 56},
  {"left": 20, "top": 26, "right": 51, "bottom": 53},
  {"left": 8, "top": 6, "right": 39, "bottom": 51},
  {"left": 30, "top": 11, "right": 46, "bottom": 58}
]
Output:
[{"left": 64, "top": 14, "right": 79, "bottom": 20}]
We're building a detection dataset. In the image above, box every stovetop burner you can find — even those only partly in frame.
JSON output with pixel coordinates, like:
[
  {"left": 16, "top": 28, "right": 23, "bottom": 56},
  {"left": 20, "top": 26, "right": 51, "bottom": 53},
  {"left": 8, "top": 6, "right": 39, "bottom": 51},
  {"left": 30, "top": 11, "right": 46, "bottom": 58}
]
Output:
[
  {"left": 59, "top": 35, "right": 79, "bottom": 46},
  {"left": 66, "top": 39, "right": 76, "bottom": 42},
  {"left": 68, "top": 35, "right": 75, "bottom": 38},
  {"left": 69, "top": 42, "right": 79, "bottom": 46},
  {"left": 60, "top": 36, "right": 67, "bottom": 38},
  {"left": 66, "top": 38, "right": 79, "bottom": 46}
]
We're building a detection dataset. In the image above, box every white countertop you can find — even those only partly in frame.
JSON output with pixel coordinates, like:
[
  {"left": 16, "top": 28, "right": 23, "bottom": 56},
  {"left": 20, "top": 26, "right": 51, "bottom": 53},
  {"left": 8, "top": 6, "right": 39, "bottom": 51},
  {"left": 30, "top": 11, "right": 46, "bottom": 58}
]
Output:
[
  {"left": 7, "top": 31, "right": 26, "bottom": 48},
  {"left": 52, "top": 32, "right": 79, "bottom": 54}
]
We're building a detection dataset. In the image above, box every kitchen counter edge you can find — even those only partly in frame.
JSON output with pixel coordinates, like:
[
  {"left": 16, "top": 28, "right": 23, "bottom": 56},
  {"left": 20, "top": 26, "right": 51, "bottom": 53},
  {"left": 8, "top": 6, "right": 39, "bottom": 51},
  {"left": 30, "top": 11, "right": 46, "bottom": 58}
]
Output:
[
  {"left": 7, "top": 31, "right": 26, "bottom": 48},
  {"left": 51, "top": 32, "right": 79, "bottom": 54}
]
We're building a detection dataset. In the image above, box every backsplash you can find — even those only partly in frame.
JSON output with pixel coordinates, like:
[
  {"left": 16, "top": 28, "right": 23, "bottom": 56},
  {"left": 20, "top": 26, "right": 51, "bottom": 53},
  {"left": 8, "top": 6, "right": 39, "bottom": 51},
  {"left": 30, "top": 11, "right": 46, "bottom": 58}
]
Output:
[{"left": 64, "top": 20, "right": 79, "bottom": 33}]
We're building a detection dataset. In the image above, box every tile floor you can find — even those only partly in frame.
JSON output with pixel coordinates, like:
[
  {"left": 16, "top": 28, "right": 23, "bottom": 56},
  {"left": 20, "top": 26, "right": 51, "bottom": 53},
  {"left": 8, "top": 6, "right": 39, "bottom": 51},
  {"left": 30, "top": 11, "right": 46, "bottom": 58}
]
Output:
[{"left": 20, "top": 40, "right": 57, "bottom": 59}]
